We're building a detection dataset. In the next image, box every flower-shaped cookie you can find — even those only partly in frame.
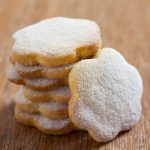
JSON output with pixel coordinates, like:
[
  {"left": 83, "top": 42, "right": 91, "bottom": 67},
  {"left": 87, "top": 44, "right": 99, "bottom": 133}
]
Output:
[
  {"left": 69, "top": 48, "right": 143, "bottom": 142},
  {"left": 12, "top": 17, "right": 101, "bottom": 66}
]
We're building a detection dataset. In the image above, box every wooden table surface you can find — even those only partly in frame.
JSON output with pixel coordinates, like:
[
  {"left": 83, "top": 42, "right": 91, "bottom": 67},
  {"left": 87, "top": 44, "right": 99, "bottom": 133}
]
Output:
[{"left": 0, "top": 0, "right": 150, "bottom": 149}]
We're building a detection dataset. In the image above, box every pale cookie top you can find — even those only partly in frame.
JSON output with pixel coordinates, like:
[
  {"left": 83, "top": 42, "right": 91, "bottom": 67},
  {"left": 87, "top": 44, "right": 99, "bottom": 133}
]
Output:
[
  {"left": 69, "top": 48, "right": 143, "bottom": 142},
  {"left": 13, "top": 17, "right": 101, "bottom": 56}
]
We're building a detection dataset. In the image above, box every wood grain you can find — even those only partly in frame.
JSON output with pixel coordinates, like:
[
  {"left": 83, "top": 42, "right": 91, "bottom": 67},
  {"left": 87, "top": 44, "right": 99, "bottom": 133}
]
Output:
[{"left": 0, "top": 0, "right": 150, "bottom": 149}]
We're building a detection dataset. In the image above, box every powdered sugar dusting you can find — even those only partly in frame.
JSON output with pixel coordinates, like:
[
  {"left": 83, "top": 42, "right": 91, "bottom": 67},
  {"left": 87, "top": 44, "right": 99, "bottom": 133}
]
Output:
[
  {"left": 13, "top": 17, "right": 101, "bottom": 57},
  {"left": 15, "top": 62, "right": 74, "bottom": 73},
  {"left": 16, "top": 88, "right": 68, "bottom": 112},
  {"left": 7, "top": 64, "right": 22, "bottom": 80},
  {"left": 7, "top": 64, "right": 66, "bottom": 88},
  {"left": 23, "top": 85, "right": 70, "bottom": 99},
  {"left": 25, "top": 77, "right": 59, "bottom": 87},
  {"left": 50, "top": 86, "right": 70, "bottom": 98},
  {"left": 16, "top": 63, "right": 42, "bottom": 72},
  {"left": 69, "top": 48, "right": 143, "bottom": 142},
  {"left": 15, "top": 108, "right": 71, "bottom": 129}
]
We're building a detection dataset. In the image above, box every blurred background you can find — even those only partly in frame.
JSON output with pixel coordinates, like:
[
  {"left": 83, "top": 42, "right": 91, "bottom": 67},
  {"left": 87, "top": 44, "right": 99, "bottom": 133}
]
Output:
[{"left": 0, "top": 0, "right": 150, "bottom": 149}]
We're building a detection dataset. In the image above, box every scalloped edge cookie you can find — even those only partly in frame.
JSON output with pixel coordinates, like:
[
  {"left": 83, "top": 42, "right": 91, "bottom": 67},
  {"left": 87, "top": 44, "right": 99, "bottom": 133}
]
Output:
[
  {"left": 14, "top": 62, "right": 74, "bottom": 79},
  {"left": 68, "top": 48, "right": 143, "bottom": 142},
  {"left": 23, "top": 85, "right": 70, "bottom": 103},
  {"left": 15, "top": 107, "right": 76, "bottom": 135},
  {"left": 15, "top": 88, "right": 68, "bottom": 119},
  {"left": 7, "top": 64, "right": 67, "bottom": 91},
  {"left": 11, "top": 17, "right": 101, "bottom": 67}
]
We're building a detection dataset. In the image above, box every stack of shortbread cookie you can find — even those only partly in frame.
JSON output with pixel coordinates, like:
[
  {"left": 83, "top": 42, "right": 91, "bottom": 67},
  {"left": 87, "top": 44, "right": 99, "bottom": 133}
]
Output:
[{"left": 8, "top": 17, "right": 102, "bottom": 134}]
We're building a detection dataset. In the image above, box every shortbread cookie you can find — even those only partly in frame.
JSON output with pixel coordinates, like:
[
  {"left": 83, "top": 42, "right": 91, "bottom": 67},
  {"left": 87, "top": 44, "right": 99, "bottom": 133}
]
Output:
[
  {"left": 7, "top": 64, "right": 67, "bottom": 91},
  {"left": 69, "top": 48, "right": 143, "bottom": 142},
  {"left": 11, "top": 17, "right": 101, "bottom": 66},
  {"left": 23, "top": 85, "right": 70, "bottom": 103},
  {"left": 15, "top": 88, "right": 68, "bottom": 119},
  {"left": 14, "top": 62, "right": 74, "bottom": 78},
  {"left": 15, "top": 107, "right": 75, "bottom": 135}
]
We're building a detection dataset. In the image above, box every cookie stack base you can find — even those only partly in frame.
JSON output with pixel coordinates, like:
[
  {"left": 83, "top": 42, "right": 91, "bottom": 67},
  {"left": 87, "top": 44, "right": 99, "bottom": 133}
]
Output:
[{"left": 15, "top": 107, "right": 76, "bottom": 135}]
